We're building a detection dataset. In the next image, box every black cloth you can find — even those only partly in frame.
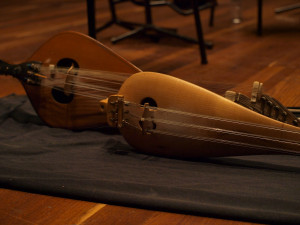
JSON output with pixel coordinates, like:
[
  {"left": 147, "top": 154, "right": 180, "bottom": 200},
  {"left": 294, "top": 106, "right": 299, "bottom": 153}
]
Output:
[{"left": 0, "top": 95, "right": 300, "bottom": 225}]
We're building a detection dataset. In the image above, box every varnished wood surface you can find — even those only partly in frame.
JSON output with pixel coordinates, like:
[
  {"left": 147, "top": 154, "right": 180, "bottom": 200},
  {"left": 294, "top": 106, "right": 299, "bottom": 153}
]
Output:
[
  {"left": 0, "top": 188, "right": 261, "bottom": 225},
  {"left": 0, "top": 0, "right": 299, "bottom": 224}
]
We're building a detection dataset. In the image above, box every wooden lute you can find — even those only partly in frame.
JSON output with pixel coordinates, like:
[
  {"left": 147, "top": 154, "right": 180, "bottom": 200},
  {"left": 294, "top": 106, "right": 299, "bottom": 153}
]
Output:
[
  {"left": 0, "top": 31, "right": 140, "bottom": 129},
  {"left": 100, "top": 72, "right": 300, "bottom": 158}
]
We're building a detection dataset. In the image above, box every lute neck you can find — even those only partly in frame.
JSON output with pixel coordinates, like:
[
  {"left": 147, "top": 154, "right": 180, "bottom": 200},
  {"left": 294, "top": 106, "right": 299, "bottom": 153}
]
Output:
[{"left": 0, "top": 60, "right": 42, "bottom": 85}]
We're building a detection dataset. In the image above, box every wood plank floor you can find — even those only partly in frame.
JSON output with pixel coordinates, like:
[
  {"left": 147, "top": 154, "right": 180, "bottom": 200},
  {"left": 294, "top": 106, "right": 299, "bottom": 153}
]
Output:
[{"left": 0, "top": 0, "right": 299, "bottom": 224}]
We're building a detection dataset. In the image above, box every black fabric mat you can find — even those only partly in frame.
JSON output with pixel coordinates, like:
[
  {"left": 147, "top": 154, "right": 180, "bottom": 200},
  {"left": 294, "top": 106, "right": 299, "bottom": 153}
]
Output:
[{"left": 1, "top": 95, "right": 300, "bottom": 224}]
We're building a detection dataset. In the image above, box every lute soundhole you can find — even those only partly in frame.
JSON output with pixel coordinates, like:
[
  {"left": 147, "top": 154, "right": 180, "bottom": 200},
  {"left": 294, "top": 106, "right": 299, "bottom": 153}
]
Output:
[
  {"left": 140, "top": 97, "right": 157, "bottom": 107},
  {"left": 51, "top": 58, "right": 79, "bottom": 104}
]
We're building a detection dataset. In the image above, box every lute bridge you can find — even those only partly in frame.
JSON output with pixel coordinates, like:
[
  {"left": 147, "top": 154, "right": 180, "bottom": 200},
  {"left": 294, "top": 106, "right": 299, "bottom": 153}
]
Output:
[{"left": 100, "top": 95, "right": 156, "bottom": 134}]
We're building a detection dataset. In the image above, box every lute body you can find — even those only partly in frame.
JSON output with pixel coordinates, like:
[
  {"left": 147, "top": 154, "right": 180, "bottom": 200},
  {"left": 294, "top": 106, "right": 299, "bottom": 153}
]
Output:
[{"left": 7, "top": 31, "right": 140, "bottom": 129}]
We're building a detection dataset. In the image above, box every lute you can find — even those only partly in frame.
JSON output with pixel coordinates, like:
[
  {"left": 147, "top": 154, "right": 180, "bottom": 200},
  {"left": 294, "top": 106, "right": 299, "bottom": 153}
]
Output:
[
  {"left": 0, "top": 31, "right": 140, "bottom": 130},
  {"left": 100, "top": 72, "right": 300, "bottom": 158}
]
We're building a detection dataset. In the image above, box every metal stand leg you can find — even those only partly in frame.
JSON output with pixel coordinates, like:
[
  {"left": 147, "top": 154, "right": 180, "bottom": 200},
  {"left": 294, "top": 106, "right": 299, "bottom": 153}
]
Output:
[
  {"left": 275, "top": 3, "right": 300, "bottom": 13},
  {"left": 97, "top": 0, "right": 142, "bottom": 32},
  {"left": 112, "top": 0, "right": 188, "bottom": 43},
  {"left": 112, "top": 0, "right": 213, "bottom": 52},
  {"left": 87, "top": 0, "right": 145, "bottom": 39}
]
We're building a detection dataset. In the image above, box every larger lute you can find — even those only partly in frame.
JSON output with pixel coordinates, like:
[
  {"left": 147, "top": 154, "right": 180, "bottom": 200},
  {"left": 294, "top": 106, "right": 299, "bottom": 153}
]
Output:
[{"left": 0, "top": 31, "right": 140, "bottom": 129}]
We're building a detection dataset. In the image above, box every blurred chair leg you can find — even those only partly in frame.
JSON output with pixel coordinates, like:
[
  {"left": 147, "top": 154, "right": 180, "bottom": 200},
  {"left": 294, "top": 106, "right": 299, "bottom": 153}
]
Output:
[
  {"left": 86, "top": 0, "right": 96, "bottom": 38},
  {"left": 209, "top": 5, "right": 215, "bottom": 27},
  {"left": 192, "top": 0, "right": 208, "bottom": 64},
  {"left": 257, "top": 0, "right": 263, "bottom": 36}
]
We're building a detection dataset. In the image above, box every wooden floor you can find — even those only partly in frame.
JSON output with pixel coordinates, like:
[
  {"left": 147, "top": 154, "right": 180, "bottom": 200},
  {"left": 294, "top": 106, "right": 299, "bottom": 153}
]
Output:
[{"left": 0, "top": 0, "right": 299, "bottom": 224}]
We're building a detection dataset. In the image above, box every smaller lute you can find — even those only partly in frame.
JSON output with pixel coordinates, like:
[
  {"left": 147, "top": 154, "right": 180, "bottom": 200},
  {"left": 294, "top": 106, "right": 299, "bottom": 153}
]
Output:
[{"left": 100, "top": 72, "right": 300, "bottom": 158}]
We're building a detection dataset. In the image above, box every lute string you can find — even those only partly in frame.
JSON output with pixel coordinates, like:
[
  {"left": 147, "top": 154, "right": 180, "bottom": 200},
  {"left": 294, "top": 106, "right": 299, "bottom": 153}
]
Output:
[
  {"left": 32, "top": 65, "right": 130, "bottom": 95},
  {"left": 122, "top": 119, "right": 300, "bottom": 156},
  {"left": 39, "top": 65, "right": 131, "bottom": 83},
  {"left": 140, "top": 117, "right": 300, "bottom": 146},
  {"left": 48, "top": 80, "right": 120, "bottom": 94},
  {"left": 123, "top": 109, "right": 300, "bottom": 148},
  {"left": 125, "top": 110, "right": 300, "bottom": 148},
  {"left": 43, "top": 84, "right": 108, "bottom": 100},
  {"left": 122, "top": 102, "right": 300, "bottom": 153},
  {"left": 147, "top": 129, "right": 300, "bottom": 155},
  {"left": 37, "top": 71, "right": 300, "bottom": 139},
  {"left": 124, "top": 101, "right": 300, "bottom": 136},
  {"left": 31, "top": 67, "right": 300, "bottom": 150}
]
